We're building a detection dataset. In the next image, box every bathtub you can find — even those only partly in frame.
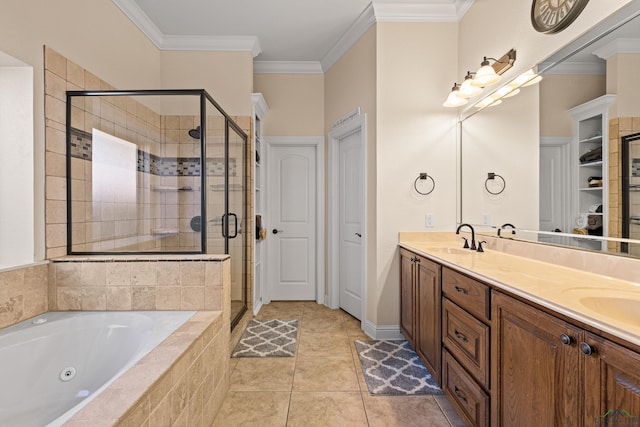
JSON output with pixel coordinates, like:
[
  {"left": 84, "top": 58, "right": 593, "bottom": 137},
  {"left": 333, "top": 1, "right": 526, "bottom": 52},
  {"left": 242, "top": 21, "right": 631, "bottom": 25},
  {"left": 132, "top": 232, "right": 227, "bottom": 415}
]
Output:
[{"left": 0, "top": 310, "right": 196, "bottom": 427}]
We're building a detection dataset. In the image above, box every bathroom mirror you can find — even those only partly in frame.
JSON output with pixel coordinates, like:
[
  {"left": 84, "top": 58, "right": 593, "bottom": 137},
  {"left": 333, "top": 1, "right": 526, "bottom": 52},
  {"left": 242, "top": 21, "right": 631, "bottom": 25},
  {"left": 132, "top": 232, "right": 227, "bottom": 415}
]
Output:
[{"left": 460, "top": 1, "right": 640, "bottom": 257}]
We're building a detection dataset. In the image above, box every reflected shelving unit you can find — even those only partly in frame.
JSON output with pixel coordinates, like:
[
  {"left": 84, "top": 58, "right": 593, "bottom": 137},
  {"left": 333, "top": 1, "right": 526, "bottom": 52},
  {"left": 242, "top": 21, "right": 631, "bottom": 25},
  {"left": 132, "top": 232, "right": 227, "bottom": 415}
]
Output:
[{"left": 568, "top": 94, "right": 615, "bottom": 251}]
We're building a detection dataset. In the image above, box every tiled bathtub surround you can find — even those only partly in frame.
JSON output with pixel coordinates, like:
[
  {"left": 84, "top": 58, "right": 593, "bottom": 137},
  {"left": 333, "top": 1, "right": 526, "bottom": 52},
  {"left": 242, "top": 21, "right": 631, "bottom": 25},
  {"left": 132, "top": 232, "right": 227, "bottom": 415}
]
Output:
[
  {"left": 49, "top": 255, "right": 228, "bottom": 312},
  {"left": 0, "top": 262, "right": 48, "bottom": 329},
  {"left": 66, "top": 310, "right": 231, "bottom": 426}
]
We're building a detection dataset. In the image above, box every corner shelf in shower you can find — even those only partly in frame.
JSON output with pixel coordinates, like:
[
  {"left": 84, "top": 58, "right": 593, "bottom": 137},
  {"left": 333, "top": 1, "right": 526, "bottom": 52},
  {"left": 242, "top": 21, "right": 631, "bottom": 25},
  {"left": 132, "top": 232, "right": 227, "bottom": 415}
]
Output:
[
  {"left": 151, "top": 228, "right": 179, "bottom": 236},
  {"left": 210, "top": 184, "right": 243, "bottom": 191},
  {"left": 151, "top": 186, "right": 194, "bottom": 192}
]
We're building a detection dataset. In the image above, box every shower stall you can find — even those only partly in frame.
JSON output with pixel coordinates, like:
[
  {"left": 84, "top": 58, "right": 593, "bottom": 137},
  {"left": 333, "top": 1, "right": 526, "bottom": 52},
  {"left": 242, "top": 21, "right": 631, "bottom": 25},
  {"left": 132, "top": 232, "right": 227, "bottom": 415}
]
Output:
[{"left": 65, "top": 89, "right": 249, "bottom": 328}]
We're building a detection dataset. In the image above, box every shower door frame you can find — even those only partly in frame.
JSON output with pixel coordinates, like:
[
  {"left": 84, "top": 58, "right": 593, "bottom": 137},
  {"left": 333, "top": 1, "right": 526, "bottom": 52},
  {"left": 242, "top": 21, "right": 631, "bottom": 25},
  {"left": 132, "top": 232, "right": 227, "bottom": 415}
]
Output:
[{"left": 65, "top": 89, "right": 249, "bottom": 327}]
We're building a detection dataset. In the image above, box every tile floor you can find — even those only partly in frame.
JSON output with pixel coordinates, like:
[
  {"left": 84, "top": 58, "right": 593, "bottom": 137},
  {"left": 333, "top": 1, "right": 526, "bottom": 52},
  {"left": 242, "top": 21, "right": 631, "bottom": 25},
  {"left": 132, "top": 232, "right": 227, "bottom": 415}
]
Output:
[{"left": 212, "top": 301, "right": 465, "bottom": 426}]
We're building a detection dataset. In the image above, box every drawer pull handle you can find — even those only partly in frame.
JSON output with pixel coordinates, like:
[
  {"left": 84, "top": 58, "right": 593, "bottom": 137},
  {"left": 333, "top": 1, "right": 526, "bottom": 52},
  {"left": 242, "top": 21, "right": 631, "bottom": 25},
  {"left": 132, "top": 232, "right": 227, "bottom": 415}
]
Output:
[
  {"left": 453, "top": 386, "right": 468, "bottom": 403},
  {"left": 454, "top": 330, "right": 469, "bottom": 343},
  {"left": 454, "top": 286, "right": 469, "bottom": 295}
]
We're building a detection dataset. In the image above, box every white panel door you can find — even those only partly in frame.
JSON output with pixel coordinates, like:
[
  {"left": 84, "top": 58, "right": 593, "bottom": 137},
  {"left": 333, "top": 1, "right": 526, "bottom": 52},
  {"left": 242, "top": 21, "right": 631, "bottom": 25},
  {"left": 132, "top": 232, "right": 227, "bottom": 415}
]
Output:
[
  {"left": 540, "top": 143, "right": 568, "bottom": 233},
  {"left": 339, "top": 131, "right": 363, "bottom": 319},
  {"left": 268, "top": 145, "right": 316, "bottom": 300}
]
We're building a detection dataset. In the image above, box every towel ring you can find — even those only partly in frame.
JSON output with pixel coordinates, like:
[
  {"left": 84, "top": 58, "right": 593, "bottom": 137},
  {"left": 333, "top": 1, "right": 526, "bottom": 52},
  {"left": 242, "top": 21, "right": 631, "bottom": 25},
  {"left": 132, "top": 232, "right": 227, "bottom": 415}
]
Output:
[
  {"left": 485, "top": 172, "right": 505, "bottom": 195},
  {"left": 414, "top": 173, "right": 435, "bottom": 195}
]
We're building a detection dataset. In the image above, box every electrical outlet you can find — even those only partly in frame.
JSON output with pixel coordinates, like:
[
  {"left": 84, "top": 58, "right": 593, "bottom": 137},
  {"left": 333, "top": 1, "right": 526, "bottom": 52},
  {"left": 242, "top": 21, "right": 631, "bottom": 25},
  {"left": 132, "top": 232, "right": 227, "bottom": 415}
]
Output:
[
  {"left": 425, "top": 213, "right": 434, "bottom": 227},
  {"left": 481, "top": 213, "right": 491, "bottom": 225}
]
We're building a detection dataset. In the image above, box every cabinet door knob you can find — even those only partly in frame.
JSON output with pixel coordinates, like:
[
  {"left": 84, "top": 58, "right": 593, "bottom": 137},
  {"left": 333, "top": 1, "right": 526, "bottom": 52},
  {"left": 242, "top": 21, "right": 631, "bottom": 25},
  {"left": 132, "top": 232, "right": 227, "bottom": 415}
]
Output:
[
  {"left": 560, "top": 334, "right": 573, "bottom": 346},
  {"left": 579, "top": 342, "right": 595, "bottom": 356},
  {"left": 414, "top": 257, "right": 421, "bottom": 263}
]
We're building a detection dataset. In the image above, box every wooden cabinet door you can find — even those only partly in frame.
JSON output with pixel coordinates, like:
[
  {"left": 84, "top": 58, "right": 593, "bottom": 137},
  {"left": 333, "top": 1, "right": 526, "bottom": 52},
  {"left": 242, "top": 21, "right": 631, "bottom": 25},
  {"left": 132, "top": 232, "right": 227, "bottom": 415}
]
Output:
[
  {"left": 492, "top": 292, "right": 581, "bottom": 427},
  {"left": 583, "top": 332, "right": 640, "bottom": 425},
  {"left": 399, "top": 248, "right": 416, "bottom": 347},
  {"left": 415, "top": 255, "right": 441, "bottom": 385}
]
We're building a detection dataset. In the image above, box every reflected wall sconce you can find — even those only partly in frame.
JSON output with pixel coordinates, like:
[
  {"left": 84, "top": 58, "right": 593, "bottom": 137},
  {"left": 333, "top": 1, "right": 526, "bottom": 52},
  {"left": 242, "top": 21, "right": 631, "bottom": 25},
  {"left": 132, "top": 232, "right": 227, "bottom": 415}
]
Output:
[{"left": 442, "top": 49, "right": 517, "bottom": 108}]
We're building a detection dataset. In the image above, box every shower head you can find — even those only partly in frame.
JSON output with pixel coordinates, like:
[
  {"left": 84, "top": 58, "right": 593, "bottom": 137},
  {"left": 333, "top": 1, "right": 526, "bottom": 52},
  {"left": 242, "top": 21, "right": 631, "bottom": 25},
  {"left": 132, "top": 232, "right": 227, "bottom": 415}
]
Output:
[{"left": 188, "top": 126, "right": 201, "bottom": 140}]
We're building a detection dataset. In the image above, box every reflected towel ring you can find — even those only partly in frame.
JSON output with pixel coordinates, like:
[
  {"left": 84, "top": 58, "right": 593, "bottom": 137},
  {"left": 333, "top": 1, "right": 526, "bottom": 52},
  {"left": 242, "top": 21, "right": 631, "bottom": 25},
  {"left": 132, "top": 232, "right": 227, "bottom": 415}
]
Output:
[
  {"left": 414, "top": 173, "right": 435, "bottom": 195},
  {"left": 485, "top": 172, "right": 505, "bottom": 195}
]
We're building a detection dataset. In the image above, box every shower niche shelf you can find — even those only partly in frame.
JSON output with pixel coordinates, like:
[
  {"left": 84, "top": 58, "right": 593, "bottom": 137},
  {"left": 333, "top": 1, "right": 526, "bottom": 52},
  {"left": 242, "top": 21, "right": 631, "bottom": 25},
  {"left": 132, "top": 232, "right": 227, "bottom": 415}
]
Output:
[
  {"left": 151, "top": 185, "right": 194, "bottom": 192},
  {"left": 151, "top": 228, "right": 179, "bottom": 236}
]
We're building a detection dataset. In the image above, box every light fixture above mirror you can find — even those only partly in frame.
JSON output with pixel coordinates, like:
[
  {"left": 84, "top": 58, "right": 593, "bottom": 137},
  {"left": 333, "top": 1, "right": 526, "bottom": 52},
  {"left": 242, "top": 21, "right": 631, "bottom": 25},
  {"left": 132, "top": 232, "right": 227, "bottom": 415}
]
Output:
[{"left": 443, "top": 49, "right": 517, "bottom": 108}]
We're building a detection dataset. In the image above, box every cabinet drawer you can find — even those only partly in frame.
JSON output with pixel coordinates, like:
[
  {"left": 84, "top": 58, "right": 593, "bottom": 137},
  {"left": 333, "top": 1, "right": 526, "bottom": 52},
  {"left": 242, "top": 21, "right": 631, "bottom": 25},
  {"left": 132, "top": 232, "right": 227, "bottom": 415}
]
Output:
[
  {"left": 442, "top": 267, "right": 490, "bottom": 322},
  {"left": 443, "top": 298, "right": 490, "bottom": 388},
  {"left": 442, "top": 350, "right": 489, "bottom": 427}
]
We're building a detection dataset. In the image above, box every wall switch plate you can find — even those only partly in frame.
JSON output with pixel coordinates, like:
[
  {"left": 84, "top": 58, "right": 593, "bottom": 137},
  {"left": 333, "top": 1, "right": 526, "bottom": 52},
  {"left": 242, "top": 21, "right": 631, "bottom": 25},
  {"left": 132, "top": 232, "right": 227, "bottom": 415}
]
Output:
[
  {"left": 481, "top": 213, "right": 491, "bottom": 225},
  {"left": 425, "top": 213, "right": 434, "bottom": 227}
]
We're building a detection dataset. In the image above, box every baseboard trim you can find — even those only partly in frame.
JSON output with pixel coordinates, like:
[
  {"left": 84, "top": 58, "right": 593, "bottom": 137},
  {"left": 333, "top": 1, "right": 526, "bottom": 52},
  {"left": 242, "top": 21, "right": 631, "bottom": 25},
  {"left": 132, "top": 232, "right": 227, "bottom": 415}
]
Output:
[{"left": 362, "top": 320, "right": 403, "bottom": 340}]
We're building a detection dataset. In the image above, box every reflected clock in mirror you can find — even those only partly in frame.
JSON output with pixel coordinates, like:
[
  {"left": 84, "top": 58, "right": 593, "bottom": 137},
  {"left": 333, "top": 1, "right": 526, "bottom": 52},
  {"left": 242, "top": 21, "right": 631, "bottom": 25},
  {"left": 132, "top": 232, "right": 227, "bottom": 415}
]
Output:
[{"left": 531, "top": 0, "right": 590, "bottom": 34}]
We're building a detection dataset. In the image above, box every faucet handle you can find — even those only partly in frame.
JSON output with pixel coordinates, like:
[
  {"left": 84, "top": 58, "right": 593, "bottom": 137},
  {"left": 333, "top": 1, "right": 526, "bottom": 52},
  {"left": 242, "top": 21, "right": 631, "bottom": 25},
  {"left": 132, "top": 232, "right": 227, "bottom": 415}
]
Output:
[
  {"left": 461, "top": 237, "right": 469, "bottom": 249},
  {"left": 477, "top": 241, "right": 487, "bottom": 252}
]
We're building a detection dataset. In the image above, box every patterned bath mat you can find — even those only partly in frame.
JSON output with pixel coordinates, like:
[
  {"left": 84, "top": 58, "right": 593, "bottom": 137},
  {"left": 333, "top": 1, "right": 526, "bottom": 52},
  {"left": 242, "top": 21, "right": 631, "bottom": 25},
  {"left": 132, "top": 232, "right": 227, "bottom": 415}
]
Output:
[
  {"left": 232, "top": 319, "right": 299, "bottom": 357},
  {"left": 355, "top": 340, "right": 442, "bottom": 395}
]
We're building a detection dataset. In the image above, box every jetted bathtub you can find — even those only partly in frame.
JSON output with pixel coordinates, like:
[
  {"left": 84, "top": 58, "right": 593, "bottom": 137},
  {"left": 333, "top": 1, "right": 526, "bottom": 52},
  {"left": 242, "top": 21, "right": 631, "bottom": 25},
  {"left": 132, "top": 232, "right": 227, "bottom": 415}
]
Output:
[{"left": 0, "top": 311, "right": 196, "bottom": 426}]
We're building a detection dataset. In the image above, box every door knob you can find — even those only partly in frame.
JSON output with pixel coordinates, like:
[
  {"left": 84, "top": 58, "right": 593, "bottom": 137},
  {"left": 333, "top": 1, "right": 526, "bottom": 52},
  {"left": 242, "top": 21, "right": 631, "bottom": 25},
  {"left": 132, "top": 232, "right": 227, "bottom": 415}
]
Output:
[
  {"left": 272, "top": 229, "right": 283, "bottom": 234},
  {"left": 355, "top": 233, "right": 362, "bottom": 237}
]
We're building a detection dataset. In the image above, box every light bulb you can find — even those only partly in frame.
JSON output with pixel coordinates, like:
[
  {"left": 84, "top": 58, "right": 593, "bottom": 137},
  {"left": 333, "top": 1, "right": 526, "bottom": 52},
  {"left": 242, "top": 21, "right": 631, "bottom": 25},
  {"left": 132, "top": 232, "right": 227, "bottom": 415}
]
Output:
[
  {"left": 472, "top": 58, "right": 501, "bottom": 87},
  {"left": 459, "top": 76, "right": 482, "bottom": 98}
]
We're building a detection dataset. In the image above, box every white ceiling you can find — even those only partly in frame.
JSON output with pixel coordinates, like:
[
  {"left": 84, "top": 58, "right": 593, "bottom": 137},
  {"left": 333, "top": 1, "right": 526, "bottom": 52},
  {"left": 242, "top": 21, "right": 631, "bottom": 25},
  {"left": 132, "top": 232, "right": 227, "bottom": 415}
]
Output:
[{"left": 112, "top": 0, "right": 473, "bottom": 71}]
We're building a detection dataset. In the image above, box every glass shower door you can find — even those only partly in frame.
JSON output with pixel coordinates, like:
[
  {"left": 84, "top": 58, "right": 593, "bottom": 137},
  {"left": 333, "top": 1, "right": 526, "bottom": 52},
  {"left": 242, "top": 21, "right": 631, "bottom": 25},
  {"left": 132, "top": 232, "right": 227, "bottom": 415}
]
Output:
[
  {"left": 226, "top": 123, "right": 248, "bottom": 327},
  {"left": 623, "top": 132, "right": 640, "bottom": 256},
  {"left": 204, "top": 100, "right": 248, "bottom": 329}
]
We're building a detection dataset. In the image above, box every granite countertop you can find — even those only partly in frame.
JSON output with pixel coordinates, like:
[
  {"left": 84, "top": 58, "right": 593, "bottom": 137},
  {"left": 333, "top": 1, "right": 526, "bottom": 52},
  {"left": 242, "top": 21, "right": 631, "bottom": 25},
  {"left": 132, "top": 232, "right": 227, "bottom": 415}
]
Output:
[{"left": 399, "top": 232, "right": 640, "bottom": 348}]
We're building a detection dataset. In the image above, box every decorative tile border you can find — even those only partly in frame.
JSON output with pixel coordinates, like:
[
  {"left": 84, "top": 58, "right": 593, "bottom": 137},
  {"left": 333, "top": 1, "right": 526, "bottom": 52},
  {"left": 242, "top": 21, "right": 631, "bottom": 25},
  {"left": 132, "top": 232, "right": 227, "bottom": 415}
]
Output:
[{"left": 69, "top": 127, "right": 236, "bottom": 177}]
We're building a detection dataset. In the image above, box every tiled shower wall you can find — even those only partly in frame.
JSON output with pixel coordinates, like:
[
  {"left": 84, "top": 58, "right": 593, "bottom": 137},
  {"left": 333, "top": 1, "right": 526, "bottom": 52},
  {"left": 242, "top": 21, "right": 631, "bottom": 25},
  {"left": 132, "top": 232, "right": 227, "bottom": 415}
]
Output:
[
  {"left": 608, "top": 117, "right": 640, "bottom": 255},
  {"left": 45, "top": 47, "right": 250, "bottom": 256}
]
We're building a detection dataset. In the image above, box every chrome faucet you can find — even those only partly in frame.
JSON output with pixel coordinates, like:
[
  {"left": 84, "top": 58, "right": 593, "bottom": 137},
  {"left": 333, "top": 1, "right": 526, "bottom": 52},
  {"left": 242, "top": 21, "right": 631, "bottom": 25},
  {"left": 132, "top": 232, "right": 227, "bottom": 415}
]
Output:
[
  {"left": 498, "top": 223, "right": 516, "bottom": 237},
  {"left": 456, "top": 223, "right": 476, "bottom": 250}
]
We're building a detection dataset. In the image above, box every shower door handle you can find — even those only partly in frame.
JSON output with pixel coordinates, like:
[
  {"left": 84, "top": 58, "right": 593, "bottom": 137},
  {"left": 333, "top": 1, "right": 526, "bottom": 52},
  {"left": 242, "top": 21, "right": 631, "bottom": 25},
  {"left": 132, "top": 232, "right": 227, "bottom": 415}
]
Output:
[
  {"left": 229, "top": 213, "right": 238, "bottom": 238},
  {"left": 221, "top": 213, "right": 239, "bottom": 239}
]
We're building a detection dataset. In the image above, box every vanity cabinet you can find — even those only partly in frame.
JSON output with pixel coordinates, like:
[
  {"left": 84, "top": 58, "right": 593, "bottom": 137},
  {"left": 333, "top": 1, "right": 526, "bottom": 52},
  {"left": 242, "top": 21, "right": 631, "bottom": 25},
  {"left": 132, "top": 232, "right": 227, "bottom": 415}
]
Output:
[
  {"left": 442, "top": 268, "right": 491, "bottom": 427},
  {"left": 492, "top": 290, "right": 640, "bottom": 427},
  {"left": 399, "top": 244, "right": 640, "bottom": 427},
  {"left": 399, "top": 248, "right": 441, "bottom": 384}
]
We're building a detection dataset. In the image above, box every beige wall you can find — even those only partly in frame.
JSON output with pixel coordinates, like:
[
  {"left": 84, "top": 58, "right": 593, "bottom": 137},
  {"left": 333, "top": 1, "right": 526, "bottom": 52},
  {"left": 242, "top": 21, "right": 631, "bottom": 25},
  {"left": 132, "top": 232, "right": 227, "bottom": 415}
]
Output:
[
  {"left": 607, "top": 53, "right": 640, "bottom": 118},
  {"left": 324, "top": 26, "right": 378, "bottom": 322},
  {"left": 160, "top": 51, "right": 254, "bottom": 116},
  {"left": 374, "top": 22, "right": 459, "bottom": 326},
  {"left": 0, "top": 0, "right": 162, "bottom": 261},
  {"left": 540, "top": 74, "right": 606, "bottom": 137},
  {"left": 253, "top": 73, "right": 325, "bottom": 136}
]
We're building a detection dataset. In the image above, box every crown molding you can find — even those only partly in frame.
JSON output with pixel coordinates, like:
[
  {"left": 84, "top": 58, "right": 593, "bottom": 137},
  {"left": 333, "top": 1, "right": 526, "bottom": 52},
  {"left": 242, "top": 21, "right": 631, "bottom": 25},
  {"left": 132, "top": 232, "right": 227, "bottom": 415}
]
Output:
[
  {"left": 112, "top": 0, "right": 261, "bottom": 56},
  {"left": 373, "top": 0, "right": 474, "bottom": 22},
  {"left": 114, "top": 0, "right": 475, "bottom": 71},
  {"left": 254, "top": 61, "right": 324, "bottom": 74},
  {"left": 321, "top": 3, "right": 377, "bottom": 72},
  {"left": 251, "top": 93, "right": 269, "bottom": 118},
  {"left": 540, "top": 61, "right": 606, "bottom": 75},
  {"left": 112, "top": 0, "right": 165, "bottom": 48},
  {"left": 162, "top": 35, "right": 261, "bottom": 55},
  {"left": 592, "top": 38, "right": 640, "bottom": 60}
]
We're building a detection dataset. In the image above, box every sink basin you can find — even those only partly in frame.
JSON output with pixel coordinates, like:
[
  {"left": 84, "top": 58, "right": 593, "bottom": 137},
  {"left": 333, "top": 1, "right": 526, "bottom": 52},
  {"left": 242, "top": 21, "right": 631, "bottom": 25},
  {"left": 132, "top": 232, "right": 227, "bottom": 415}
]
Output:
[
  {"left": 431, "top": 247, "right": 473, "bottom": 255},
  {"left": 579, "top": 297, "right": 640, "bottom": 325}
]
